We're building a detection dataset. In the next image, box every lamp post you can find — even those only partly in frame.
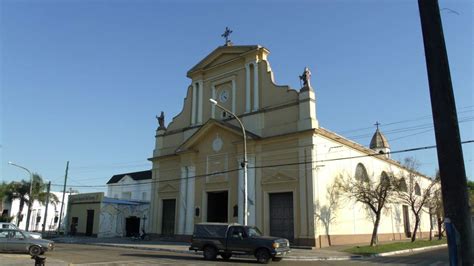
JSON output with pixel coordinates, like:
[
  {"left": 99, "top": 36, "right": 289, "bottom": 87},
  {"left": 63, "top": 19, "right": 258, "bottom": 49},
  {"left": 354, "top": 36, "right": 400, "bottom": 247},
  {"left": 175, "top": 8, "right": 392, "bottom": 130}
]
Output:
[
  {"left": 8, "top": 161, "right": 33, "bottom": 231},
  {"left": 209, "top": 98, "right": 248, "bottom": 225}
]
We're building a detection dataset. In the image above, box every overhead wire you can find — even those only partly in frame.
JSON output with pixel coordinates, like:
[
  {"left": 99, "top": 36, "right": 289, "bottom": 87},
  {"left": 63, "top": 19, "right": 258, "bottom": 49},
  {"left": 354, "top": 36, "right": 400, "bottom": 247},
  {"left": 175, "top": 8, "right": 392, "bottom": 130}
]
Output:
[
  {"left": 55, "top": 106, "right": 474, "bottom": 189},
  {"left": 63, "top": 106, "right": 473, "bottom": 173},
  {"left": 50, "top": 139, "right": 473, "bottom": 189}
]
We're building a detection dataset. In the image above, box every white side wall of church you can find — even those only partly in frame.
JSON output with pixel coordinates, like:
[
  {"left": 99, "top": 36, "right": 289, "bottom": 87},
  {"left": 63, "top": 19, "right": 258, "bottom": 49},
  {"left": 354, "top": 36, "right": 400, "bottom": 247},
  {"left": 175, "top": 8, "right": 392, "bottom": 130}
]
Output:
[{"left": 313, "top": 135, "right": 434, "bottom": 239}]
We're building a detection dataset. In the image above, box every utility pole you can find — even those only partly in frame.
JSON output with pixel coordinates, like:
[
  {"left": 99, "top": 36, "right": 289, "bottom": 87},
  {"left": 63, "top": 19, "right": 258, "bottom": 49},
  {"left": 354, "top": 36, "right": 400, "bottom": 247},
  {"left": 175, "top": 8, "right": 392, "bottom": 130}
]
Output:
[
  {"left": 57, "top": 161, "right": 69, "bottom": 235},
  {"left": 418, "top": 1, "right": 473, "bottom": 265},
  {"left": 42, "top": 181, "right": 51, "bottom": 235}
]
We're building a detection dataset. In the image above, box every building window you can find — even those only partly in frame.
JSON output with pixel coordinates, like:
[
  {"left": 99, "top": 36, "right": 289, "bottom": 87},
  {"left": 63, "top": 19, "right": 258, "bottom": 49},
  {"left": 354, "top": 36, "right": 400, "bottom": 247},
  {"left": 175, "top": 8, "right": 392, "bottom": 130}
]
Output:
[
  {"left": 122, "top": 192, "right": 132, "bottom": 200},
  {"left": 415, "top": 183, "right": 421, "bottom": 196},
  {"left": 399, "top": 178, "right": 408, "bottom": 192},
  {"left": 354, "top": 163, "right": 369, "bottom": 182}
]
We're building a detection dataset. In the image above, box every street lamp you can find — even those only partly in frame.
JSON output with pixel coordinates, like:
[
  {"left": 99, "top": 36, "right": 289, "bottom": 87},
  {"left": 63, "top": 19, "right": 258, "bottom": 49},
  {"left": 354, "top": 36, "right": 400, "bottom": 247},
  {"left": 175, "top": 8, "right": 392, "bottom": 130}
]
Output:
[
  {"left": 8, "top": 161, "right": 34, "bottom": 231},
  {"left": 209, "top": 98, "right": 248, "bottom": 225}
]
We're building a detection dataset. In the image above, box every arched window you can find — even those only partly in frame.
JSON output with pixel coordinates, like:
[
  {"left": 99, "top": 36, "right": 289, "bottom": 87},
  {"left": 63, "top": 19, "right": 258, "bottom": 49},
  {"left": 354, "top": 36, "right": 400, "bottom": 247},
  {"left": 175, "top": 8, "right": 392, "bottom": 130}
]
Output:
[
  {"left": 415, "top": 183, "right": 421, "bottom": 196},
  {"left": 355, "top": 163, "right": 369, "bottom": 182},
  {"left": 380, "top": 171, "right": 390, "bottom": 186},
  {"left": 399, "top": 178, "right": 408, "bottom": 192}
]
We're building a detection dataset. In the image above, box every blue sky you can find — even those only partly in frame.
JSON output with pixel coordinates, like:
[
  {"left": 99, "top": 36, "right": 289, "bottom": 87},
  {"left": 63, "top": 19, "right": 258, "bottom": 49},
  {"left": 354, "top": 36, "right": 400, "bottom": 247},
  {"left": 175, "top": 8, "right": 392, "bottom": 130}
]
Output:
[{"left": 1, "top": 0, "right": 472, "bottom": 193}]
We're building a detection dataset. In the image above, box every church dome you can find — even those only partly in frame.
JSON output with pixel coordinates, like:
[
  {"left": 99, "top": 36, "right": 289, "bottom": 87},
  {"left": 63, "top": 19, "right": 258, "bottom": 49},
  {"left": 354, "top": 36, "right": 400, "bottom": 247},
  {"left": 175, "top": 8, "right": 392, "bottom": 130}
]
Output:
[{"left": 370, "top": 129, "right": 390, "bottom": 150}]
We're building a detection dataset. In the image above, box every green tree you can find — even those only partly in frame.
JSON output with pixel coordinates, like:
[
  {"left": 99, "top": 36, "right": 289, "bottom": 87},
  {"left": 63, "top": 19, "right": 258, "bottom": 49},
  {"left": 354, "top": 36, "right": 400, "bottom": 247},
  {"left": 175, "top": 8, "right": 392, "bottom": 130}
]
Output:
[
  {"left": 468, "top": 180, "right": 474, "bottom": 208},
  {"left": 0, "top": 182, "right": 10, "bottom": 218},
  {"left": 5, "top": 174, "right": 59, "bottom": 229},
  {"left": 5, "top": 180, "right": 30, "bottom": 227}
]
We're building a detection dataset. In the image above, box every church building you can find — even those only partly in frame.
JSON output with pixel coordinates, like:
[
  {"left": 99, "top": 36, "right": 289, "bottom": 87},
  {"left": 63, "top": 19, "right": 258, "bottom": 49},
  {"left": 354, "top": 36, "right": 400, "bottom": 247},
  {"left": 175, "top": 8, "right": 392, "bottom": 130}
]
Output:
[{"left": 148, "top": 42, "right": 434, "bottom": 247}]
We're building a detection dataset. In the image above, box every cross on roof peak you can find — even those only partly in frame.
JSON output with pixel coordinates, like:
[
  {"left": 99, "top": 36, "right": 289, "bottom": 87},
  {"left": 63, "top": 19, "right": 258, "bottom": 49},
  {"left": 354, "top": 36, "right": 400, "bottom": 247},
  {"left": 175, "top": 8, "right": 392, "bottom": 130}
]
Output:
[
  {"left": 221, "top": 27, "right": 233, "bottom": 46},
  {"left": 374, "top": 121, "right": 381, "bottom": 130}
]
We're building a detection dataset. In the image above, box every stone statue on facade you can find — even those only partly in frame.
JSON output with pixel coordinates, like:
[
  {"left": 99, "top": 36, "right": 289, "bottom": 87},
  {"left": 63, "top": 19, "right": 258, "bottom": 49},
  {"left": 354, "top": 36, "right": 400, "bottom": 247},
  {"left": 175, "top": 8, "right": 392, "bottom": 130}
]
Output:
[
  {"left": 156, "top": 111, "right": 166, "bottom": 130},
  {"left": 299, "top": 67, "right": 313, "bottom": 91}
]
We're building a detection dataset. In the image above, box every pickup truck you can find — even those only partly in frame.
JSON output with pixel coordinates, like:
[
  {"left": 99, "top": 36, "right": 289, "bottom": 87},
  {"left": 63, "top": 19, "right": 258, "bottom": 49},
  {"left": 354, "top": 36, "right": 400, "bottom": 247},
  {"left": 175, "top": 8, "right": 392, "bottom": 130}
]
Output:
[{"left": 189, "top": 223, "right": 290, "bottom": 264}]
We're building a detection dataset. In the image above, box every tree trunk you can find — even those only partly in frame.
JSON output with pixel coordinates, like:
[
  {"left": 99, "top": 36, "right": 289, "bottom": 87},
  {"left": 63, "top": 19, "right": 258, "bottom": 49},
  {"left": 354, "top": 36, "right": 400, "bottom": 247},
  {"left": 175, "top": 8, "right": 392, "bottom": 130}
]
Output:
[
  {"left": 25, "top": 201, "right": 32, "bottom": 231},
  {"left": 370, "top": 213, "right": 381, "bottom": 246},
  {"left": 411, "top": 216, "right": 420, "bottom": 242},
  {"left": 437, "top": 217, "right": 443, "bottom": 240},
  {"left": 16, "top": 198, "right": 25, "bottom": 226},
  {"left": 324, "top": 222, "right": 332, "bottom": 246}
]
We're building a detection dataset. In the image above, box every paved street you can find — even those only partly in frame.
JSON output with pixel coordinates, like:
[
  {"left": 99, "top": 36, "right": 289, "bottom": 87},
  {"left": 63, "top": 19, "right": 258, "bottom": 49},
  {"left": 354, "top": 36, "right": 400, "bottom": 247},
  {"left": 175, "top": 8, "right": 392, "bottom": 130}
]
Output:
[{"left": 0, "top": 244, "right": 448, "bottom": 265}]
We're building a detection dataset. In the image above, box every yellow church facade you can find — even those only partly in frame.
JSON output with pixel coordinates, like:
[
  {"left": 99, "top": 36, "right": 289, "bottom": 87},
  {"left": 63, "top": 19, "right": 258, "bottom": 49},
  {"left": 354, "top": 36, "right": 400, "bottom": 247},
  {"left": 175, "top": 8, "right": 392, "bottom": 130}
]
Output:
[{"left": 148, "top": 44, "right": 433, "bottom": 247}]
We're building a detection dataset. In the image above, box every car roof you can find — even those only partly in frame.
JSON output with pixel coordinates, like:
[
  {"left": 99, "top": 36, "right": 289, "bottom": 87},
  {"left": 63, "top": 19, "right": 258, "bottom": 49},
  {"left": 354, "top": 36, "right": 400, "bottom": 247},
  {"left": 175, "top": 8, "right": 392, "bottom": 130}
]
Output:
[{"left": 0, "top": 228, "right": 20, "bottom": 231}]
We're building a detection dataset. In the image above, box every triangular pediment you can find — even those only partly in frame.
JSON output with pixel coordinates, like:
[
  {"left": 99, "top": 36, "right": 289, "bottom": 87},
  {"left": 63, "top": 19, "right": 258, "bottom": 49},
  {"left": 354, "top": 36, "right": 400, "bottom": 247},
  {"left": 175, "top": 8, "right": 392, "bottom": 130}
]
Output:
[
  {"left": 119, "top": 175, "right": 133, "bottom": 183},
  {"left": 262, "top": 171, "right": 297, "bottom": 184},
  {"left": 187, "top": 45, "right": 261, "bottom": 77},
  {"left": 158, "top": 183, "right": 178, "bottom": 193},
  {"left": 176, "top": 119, "right": 260, "bottom": 153}
]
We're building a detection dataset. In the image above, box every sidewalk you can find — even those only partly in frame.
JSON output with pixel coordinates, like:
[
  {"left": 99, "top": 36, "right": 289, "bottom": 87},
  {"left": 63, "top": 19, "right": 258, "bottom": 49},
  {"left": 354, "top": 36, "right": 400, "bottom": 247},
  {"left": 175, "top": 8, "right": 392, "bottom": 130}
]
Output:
[{"left": 51, "top": 236, "right": 362, "bottom": 261}]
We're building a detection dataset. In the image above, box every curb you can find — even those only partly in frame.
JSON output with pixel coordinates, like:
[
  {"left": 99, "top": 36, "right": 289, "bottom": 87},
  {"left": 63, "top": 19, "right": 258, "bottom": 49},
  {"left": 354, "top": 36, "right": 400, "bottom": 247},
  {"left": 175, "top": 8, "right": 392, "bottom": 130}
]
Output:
[{"left": 373, "top": 244, "right": 447, "bottom": 257}]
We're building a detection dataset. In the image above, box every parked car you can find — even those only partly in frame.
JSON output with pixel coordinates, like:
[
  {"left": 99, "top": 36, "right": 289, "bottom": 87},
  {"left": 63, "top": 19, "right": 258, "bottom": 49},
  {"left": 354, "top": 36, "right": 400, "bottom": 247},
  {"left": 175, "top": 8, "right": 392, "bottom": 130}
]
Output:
[
  {"left": 189, "top": 223, "right": 290, "bottom": 264},
  {"left": 0, "top": 228, "right": 54, "bottom": 256},
  {"left": 0, "top": 222, "right": 42, "bottom": 239}
]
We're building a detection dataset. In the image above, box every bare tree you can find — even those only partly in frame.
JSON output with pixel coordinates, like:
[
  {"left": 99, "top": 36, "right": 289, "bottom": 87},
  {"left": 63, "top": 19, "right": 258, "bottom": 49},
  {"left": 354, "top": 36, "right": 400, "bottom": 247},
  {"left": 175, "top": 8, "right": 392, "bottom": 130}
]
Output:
[
  {"left": 314, "top": 182, "right": 340, "bottom": 246},
  {"left": 396, "top": 158, "right": 437, "bottom": 242},
  {"left": 335, "top": 165, "right": 396, "bottom": 247},
  {"left": 427, "top": 171, "right": 443, "bottom": 240}
]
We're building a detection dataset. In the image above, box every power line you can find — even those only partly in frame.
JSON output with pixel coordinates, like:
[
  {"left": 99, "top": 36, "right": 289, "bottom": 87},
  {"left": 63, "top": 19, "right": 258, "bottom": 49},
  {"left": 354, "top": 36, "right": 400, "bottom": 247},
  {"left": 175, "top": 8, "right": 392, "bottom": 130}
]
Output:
[
  {"left": 50, "top": 139, "right": 473, "bottom": 188},
  {"left": 59, "top": 106, "right": 474, "bottom": 173},
  {"left": 63, "top": 116, "right": 473, "bottom": 181}
]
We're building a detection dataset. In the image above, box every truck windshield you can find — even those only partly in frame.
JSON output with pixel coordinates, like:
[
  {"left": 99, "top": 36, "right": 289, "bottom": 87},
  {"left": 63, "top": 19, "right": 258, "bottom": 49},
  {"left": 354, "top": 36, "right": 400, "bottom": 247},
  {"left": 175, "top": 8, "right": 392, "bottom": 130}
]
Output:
[{"left": 247, "top": 227, "right": 262, "bottom": 237}]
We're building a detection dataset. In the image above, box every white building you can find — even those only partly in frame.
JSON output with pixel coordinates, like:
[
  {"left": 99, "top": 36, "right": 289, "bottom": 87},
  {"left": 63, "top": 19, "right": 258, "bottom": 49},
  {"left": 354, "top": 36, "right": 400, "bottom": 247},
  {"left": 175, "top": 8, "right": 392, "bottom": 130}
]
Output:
[
  {"left": 2, "top": 191, "right": 72, "bottom": 233},
  {"left": 107, "top": 170, "right": 152, "bottom": 201}
]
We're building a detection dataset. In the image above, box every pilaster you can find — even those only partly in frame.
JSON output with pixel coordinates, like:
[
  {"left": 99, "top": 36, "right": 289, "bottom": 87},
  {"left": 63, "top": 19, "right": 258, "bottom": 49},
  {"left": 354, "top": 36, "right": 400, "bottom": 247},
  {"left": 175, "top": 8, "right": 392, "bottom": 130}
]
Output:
[{"left": 297, "top": 90, "right": 319, "bottom": 131}]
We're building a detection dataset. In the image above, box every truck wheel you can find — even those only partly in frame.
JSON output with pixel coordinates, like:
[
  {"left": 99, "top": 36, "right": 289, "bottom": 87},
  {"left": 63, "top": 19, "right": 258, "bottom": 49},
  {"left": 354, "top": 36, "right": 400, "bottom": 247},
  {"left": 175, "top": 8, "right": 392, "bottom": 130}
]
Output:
[
  {"left": 203, "top": 246, "right": 217, "bottom": 260},
  {"left": 221, "top": 253, "right": 232, "bottom": 260},
  {"left": 255, "top": 248, "right": 271, "bottom": 264}
]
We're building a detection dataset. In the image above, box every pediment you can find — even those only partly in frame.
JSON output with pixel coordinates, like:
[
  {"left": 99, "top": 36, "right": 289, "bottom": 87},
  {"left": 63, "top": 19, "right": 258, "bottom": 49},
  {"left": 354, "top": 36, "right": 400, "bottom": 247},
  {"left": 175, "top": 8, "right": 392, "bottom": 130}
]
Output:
[
  {"left": 187, "top": 45, "right": 260, "bottom": 77},
  {"left": 119, "top": 175, "right": 133, "bottom": 183},
  {"left": 262, "top": 171, "right": 297, "bottom": 184},
  {"left": 158, "top": 183, "right": 178, "bottom": 193},
  {"left": 176, "top": 119, "right": 260, "bottom": 153}
]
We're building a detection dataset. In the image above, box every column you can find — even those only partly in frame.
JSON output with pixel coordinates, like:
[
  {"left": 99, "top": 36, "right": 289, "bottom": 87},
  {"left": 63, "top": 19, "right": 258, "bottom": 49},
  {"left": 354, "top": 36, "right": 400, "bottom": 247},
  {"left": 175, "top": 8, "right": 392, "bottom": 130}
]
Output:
[
  {"left": 232, "top": 79, "right": 236, "bottom": 114},
  {"left": 253, "top": 62, "right": 259, "bottom": 111},
  {"left": 185, "top": 166, "right": 195, "bottom": 234},
  {"left": 179, "top": 167, "right": 188, "bottom": 234},
  {"left": 197, "top": 80, "right": 203, "bottom": 124},
  {"left": 211, "top": 85, "right": 216, "bottom": 119},
  {"left": 245, "top": 63, "right": 251, "bottom": 113},
  {"left": 191, "top": 83, "right": 197, "bottom": 124}
]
